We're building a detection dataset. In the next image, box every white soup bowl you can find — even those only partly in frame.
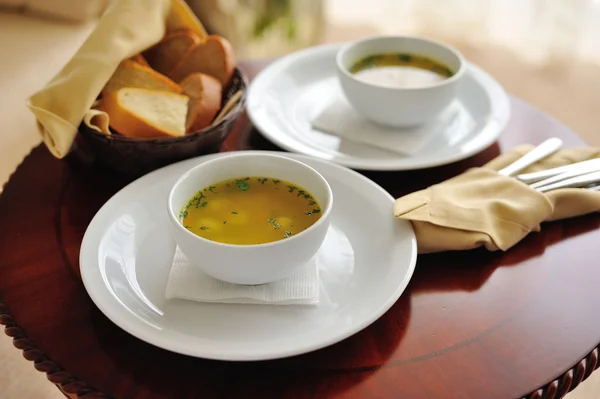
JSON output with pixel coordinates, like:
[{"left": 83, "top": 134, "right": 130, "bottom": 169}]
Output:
[{"left": 167, "top": 153, "right": 333, "bottom": 285}]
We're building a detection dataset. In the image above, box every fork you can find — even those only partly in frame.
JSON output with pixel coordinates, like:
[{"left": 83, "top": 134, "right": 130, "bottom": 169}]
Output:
[
  {"left": 517, "top": 158, "right": 600, "bottom": 184},
  {"left": 528, "top": 160, "right": 600, "bottom": 190},
  {"left": 535, "top": 170, "right": 600, "bottom": 192}
]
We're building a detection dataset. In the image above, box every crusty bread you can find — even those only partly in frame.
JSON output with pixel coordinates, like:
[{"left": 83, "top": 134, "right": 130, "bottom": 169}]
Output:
[
  {"left": 129, "top": 53, "right": 150, "bottom": 67},
  {"left": 143, "top": 29, "right": 201, "bottom": 76},
  {"left": 101, "top": 88, "right": 189, "bottom": 138},
  {"left": 168, "top": 35, "right": 236, "bottom": 86},
  {"left": 180, "top": 73, "right": 222, "bottom": 132},
  {"left": 103, "top": 60, "right": 182, "bottom": 94}
]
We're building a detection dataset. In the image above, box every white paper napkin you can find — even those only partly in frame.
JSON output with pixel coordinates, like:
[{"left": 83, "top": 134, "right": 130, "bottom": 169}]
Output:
[
  {"left": 310, "top": 91, "right": 466, "bottom": 156},
  {"left": 165, "top": 246, "right": 320, "bottom": 305}
]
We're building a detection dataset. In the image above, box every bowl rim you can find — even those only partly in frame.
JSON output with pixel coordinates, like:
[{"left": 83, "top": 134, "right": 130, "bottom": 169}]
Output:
[
  {"left": 336, "top": 34, "right": 467, "bottom": 91},
  {"left": 79, "top": 67, "right": 248, "bottom": 143},
  {"left": 167, "top": 152, "right": 334, "bottom": 249}
]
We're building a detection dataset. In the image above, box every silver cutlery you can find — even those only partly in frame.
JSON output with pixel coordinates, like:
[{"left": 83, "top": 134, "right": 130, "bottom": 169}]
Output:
[
  {"left": 535, "top": 170, "right": 600, "bottom": 193},
  {"left": 517, "top": 158, "right": 600, "bottom": 184},
  {"left": 495, "top": 138, "right": 600, "bottom": 192},
  {"left": 528, "top": 159, "right": 600, "bottom": 189},
  {"left": 498, "top": 138, "right": 563, "bottom": 177}
]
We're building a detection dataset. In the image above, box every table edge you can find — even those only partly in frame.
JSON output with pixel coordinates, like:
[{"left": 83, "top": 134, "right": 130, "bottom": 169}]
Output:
[
  {"left": 0, "top": 300, "right": 108, "bottom": 399},
  {"left": 2, "top": 292, "right": 599, "bottom": 399}
]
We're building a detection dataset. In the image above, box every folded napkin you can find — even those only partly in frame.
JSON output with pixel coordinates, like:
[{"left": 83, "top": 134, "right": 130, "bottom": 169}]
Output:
[
  {"left": 26, "top": 0, "right": 207, "bottom": 158},
  {"left": 165, "top": 247, "right": 320, "bottom": 305},
  {"left": 310, "top": 90, "right": 474, "bottom": 156},
  {"left": 394, "top": 145, "right": 600, "bottom": 253}
]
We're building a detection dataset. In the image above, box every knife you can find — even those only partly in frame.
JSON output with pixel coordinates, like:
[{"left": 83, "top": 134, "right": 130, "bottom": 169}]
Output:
[{"left": 498, "top": 138, "right": 563, "bottom": 177}]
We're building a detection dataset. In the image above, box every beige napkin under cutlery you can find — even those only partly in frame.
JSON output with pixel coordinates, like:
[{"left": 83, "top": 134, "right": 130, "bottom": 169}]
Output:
[{"left": 394, "top": 145, "right": 600, "bottom": 253}]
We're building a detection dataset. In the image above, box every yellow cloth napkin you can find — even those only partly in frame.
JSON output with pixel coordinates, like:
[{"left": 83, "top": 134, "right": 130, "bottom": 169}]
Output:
[
  {"left": 26, "top": 0, "right": 207, "bottom": 158},
  {"left": 394, "top": 145, "right": 600, "bottom": 253}
]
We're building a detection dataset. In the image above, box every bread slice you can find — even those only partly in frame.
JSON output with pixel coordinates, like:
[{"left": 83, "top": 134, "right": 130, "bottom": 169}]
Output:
[
  {"left": 101, "top": 88, "right": 189, "bottom": 138},
  {"left": 180, "top": 73, "right": 222, "bottom": 132},
  {"left": 103, "top": 60, "right": 182, "bottom": 94},
  {"left": 143, "top": 29, "right": 201, "bottom": 76},
  {"left": 129, "top": 53, "right": 150, "bottom": 67},
  {"left": 168, "top": 35, "right": 236, "bottom": 86}
]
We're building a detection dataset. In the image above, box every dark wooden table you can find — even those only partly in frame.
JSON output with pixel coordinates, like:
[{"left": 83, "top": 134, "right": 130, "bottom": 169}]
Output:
[{"left": 2, "top": 60, "right": 600, "bottom": 399}]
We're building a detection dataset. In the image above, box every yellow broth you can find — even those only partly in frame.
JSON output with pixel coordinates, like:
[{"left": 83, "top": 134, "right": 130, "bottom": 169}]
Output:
[
  {"left": 180, "top": 177, "right": 322, "bottom": 245},
  {"left": 349, "top": 53, "right": 454, "bottom": 89}
]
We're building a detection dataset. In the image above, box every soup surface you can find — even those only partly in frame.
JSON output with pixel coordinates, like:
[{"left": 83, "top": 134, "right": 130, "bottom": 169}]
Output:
[
  {"left": 180, "top": 176, "right": 322, "bottom": 245},
  {"left": 349, "top": 53, "right": 454, "bottom": 89}
]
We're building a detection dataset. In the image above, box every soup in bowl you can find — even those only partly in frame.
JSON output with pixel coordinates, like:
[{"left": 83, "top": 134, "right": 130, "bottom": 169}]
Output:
[
  {"left": 167, "top": 152, "right": 333, "bottom": 285},
  {"left": 336, "top": 35, "right": 466, "bottom": 127}
]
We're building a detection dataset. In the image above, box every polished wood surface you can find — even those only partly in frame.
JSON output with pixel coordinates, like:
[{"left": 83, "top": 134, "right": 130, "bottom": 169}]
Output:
[{"left": 1, "top": 60, "right": 600, "bottom": 399}]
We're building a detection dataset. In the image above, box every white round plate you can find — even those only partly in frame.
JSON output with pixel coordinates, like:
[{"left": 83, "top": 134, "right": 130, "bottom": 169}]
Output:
[
  {"left": 80, "top": 151, "right": 417, "bottom": 361},
  {"left": 247, "top": 43, "right": 511, "bottom": 171}
]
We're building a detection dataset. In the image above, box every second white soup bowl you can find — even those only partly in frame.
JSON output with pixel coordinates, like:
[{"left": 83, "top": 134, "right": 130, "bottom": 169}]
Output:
[
  {"left": 336, "top": 35, "right": 467, "bottom": 127},
  {"left": 167, "top": 153, "right": 333, "bottom": 285}
]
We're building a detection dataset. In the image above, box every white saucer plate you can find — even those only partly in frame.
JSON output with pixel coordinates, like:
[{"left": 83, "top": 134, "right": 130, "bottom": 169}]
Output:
[
  {"left": 80, "top": 151, "right": 417, "bottom": 361},
  {"left": 247, "top": 43, "right": 511, "bottom": 171}
]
